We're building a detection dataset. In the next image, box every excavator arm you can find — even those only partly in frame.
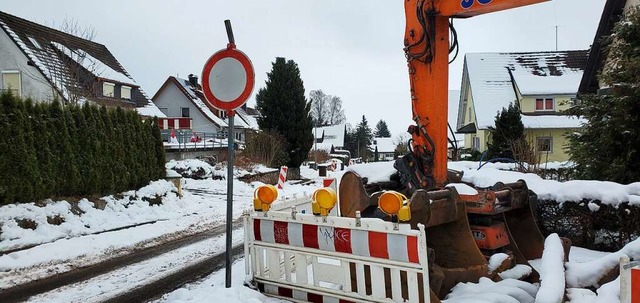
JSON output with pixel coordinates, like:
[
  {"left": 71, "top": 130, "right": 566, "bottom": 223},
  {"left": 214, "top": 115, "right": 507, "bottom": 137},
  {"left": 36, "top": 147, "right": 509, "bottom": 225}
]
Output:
[{"left": 397, "top": 0, "right": 549, "bottom": 190}]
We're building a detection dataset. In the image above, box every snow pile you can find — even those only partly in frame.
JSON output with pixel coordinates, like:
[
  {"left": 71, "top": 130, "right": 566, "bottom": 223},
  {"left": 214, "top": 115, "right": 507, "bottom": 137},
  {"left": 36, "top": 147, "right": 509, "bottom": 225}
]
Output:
[
  {"left": 449, "top": 162, "right": 640, "bottom": 205},
  {"left": 535, "top": 233, "right": 566, "bottom": 303},
  {"left": 166, "top": 159, "right": 224, "bottom": 179},
  {"left": 498, "top": 264, "right": 533, "bottom": 280},
  {"left": 345, "top": 161, "right": 398, "bottom": 183},
  {"left": 446, "top": 183, "right": 479, "bottom": 195},
  {"left": 566, "top": 236, "right": 640, "bottom": 288},
  {"left": 567, "top": 278, "right": 620, "bottom": 303},
  {"left": 488, "top": 253, "right": 510, "bottom": 274},
  {"left": 443, "top": 277, "right": 538, "bottom": 303}
]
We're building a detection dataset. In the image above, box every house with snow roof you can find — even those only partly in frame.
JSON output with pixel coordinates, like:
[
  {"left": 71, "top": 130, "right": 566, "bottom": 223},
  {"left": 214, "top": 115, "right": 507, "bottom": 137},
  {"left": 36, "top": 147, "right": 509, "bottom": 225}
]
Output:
[
  {"left": 0, "top": 11, "right": 163, "bottom": 117},
  {"left": 152, "top": 75, "right": 259, "bottom": 142},
  {"left": 372, "top": 137, "right": 396, "bottom": 161},
  {"left": 455, "top": 50, "right": 588, "bottom": 162},
  {"left": 312, "top": 124, "right": 347, "bottom": 152}
]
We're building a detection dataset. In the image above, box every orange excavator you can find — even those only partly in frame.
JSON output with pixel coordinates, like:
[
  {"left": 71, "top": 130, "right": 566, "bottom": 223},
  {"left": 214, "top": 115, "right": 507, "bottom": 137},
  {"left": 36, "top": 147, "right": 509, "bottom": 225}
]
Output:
[{"left": 339, "top": 0, "right": 552, "bottom": 301}]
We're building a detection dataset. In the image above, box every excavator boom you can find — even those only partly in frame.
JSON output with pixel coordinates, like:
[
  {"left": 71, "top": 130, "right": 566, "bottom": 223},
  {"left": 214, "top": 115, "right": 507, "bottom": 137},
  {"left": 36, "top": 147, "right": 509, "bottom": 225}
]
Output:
[{"left": 401, "top": 0, "right": 548, "bottom": 189}]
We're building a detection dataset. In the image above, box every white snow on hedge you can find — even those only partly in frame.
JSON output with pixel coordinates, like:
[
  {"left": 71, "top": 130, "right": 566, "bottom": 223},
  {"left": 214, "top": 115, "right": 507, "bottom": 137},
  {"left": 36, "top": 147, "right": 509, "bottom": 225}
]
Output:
[
  {"left": 566, "top": 237, "right": 640, "bottom": 288},
  {"left": 535, "top": 233, "right": 566, "bottom": 303}
]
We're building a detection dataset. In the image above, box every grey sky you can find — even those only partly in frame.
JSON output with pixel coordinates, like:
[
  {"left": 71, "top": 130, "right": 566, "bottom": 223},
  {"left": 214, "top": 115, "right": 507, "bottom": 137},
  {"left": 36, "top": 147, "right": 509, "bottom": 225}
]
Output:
[{"left": 2, "top": 0, "right": 606, "bottom": 136}]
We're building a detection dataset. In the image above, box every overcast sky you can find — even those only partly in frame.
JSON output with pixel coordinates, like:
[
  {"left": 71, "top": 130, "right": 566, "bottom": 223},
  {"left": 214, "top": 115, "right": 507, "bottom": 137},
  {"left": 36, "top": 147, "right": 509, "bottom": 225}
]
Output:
[{"left": 2, "top": 0, "right": 606, "bottom": 136}]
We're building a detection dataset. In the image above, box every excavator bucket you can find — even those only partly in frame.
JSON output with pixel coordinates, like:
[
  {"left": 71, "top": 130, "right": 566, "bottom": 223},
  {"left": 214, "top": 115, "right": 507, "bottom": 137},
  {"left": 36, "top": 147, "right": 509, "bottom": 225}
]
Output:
[
  {"left": 463, "top": 180, "right": 546, "bottom": 281},
  {"left": 339, "top": 171, "right": 488, "bottom": 300}
]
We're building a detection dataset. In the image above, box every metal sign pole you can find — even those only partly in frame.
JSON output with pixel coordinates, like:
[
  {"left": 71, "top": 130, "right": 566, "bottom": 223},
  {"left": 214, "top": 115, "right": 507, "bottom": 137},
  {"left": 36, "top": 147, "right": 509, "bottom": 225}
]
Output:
[
  {"left": 224, "top": 19, "right": 235, "bottom": 289},
  {"left": 226, "top": 111, "right": 234, "bottom": 288}
]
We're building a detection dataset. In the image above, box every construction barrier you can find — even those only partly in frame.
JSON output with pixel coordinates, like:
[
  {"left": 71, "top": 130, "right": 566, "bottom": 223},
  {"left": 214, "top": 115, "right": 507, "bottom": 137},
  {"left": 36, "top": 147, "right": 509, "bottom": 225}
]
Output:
[
  {"left": 277, "top": 166, "right": 288, "bottom": 189},
  {"left": 243, "top": 209, "right": 431, "bottom": 303},
  {"left": 620, "top": 256, "right": 640, "bottom": 303}
]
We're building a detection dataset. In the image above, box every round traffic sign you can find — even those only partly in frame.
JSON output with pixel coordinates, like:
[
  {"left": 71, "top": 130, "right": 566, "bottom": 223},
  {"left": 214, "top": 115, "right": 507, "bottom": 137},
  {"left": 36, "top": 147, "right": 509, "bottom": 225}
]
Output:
[{"left": 201, "top": 48, "right": 254, "bottom": 111}]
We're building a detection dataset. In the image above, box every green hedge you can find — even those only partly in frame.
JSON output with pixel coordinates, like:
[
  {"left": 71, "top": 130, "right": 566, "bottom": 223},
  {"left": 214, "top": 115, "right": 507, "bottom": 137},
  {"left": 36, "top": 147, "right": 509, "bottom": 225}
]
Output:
[{"left": 0, "top": 92, "right": 165, "bottom": 205}]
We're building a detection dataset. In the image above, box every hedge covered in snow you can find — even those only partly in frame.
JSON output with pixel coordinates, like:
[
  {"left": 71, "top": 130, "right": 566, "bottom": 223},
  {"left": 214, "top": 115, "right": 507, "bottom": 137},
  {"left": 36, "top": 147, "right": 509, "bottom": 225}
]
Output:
[{"left": 0, "top": 92, "right": 166, "bottom": 204}]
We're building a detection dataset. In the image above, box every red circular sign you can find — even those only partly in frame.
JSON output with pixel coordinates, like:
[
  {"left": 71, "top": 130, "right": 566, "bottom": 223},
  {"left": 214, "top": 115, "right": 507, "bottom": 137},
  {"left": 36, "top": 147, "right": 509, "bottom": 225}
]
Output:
[{"left": 201, "top": 48, "right": 254, "bottom": 112}]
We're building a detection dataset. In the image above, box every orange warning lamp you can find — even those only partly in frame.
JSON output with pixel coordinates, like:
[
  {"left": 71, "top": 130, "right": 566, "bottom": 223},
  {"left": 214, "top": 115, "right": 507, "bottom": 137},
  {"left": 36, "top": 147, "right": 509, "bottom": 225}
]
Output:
[
  {"left": 254, "top": 185, "right": 278, "bottom": 211},
  {"left": 379, "top": 191, "right": 411, "bottom": 222},
  {"left": 312, "top": 188, "right": 337, "bottom": 216}
]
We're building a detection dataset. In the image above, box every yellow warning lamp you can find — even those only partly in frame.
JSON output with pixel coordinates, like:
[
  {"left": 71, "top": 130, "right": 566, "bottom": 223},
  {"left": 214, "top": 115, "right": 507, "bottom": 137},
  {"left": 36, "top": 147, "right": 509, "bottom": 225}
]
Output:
[
  {"left": 312, "top": 188, "right": 337, "bottom": 216},
  {"left": 378, "top": 191, "right": 411, "bottom": 222},
  {"left": 253, "top": 185, "right": 278, "bottom": 211}
]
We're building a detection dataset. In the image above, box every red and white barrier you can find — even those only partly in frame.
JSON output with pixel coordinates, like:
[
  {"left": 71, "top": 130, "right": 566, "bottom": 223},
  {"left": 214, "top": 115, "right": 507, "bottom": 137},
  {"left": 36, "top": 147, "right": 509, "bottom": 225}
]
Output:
[
  {"left": 620, "top": 256, "right": 640, "bottom": 303},
  {"left": 277, "top": 166, "right": 288, "bottom": 189},
  {"left": 243, "top": 210, "right": 430, "bottom": 303}
]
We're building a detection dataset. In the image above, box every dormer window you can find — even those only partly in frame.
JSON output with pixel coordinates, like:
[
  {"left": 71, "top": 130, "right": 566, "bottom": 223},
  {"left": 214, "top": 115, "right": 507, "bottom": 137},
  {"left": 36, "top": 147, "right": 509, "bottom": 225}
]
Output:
[
  {"left": 121, "top": 86, "right": 131, "bottom": 100},
  {"left": 535, "top": 98, "right": 554, "bottom": 111},
  {"left": 103, "top": 82, "right": 115, "bottom": 97}
]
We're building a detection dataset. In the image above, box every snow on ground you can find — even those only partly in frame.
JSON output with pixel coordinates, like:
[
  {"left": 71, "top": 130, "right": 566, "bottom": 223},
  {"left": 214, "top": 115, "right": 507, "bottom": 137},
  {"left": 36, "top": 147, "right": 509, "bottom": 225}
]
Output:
[
  {"left": 2, "top": 159, "right": 638, "bottom": 302},
  {"left": 0, "top": 160, "right": 321, "bottom": 291},
  {"left": 535, "top": 234, "right": 565, "bottom": 303}
]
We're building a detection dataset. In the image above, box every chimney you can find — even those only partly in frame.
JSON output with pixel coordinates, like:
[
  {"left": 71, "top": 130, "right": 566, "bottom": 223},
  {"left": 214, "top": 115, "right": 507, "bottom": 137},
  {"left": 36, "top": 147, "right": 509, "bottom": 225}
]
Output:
[{"left": 188, "top": 74, "right": 198, "bottom": 87}]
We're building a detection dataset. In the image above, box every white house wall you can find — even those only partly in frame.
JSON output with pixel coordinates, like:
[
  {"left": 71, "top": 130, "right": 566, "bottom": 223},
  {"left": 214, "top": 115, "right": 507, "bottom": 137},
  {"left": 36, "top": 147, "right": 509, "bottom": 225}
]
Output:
[
  {"left": 0, "top": 28, "right": 58, "bottom": 102},
  {"left": 153, "top": 82, "right": 221, "bottom": 134}
]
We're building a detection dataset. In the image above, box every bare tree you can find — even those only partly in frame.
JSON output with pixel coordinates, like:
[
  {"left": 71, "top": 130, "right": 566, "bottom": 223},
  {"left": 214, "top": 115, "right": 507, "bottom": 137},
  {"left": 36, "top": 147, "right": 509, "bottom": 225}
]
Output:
[
  {"left": 327, "top": 95, "right": 346, "bottom": 125},
  {"left": 309, "top": 89, "right": 329, "bottom": 126},
  {"left": 41, "top": 18, "right": 102, "bottom": 104},
  {"left": 310, "top": 89, "right": 346, "bottom": 126}
]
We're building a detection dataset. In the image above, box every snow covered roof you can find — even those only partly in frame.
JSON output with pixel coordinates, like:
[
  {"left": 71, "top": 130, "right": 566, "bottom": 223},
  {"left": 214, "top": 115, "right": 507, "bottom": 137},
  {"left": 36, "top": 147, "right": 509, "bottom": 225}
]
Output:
[
  {"left": 0, "top": 11, "right": 158, "bottom": 113},
  {"left": 461, "top": 50, "right": 588, "bottom": 130},
  {"left": 313, "top": 124, "right": 346, "bottom": 150},
  {"left": 172, "top": 77, "right": 228, "bottom": 128},
  {"left": 372, "top": 137, "right": 395, "bottom": 153}
]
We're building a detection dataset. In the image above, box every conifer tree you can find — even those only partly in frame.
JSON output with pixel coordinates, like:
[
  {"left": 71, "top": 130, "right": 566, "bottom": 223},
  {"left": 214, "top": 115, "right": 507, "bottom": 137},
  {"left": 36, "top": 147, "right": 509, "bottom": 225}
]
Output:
[
  {"left": 255, "top": 57, "right": 314, "bottom": 173},
  {"left": 21, "top": 98, "right": 43, "bottom": 200},
  {"left": 150, "top": 117, "right": 166, "bottom": 180},
  {"left": 568, "top": 7, "right": 640, "bottom": 183},
  {"left": 0, "top": 92, "right": 36, "bottom": 203},
  {"left": 486, "top": 102, "right": 525, "bottom": 160},
  {"left": 374, "top": 120, "right": 391, "bottom": 138},
  {"left": 98, "top": 106, "right": 116, "bottom": 194},
  {"left": 50, "top": 100, "right": 78, "bottom": 196},
  {"left": 355, "top": 115, "right": 373, "bottom": 160}
]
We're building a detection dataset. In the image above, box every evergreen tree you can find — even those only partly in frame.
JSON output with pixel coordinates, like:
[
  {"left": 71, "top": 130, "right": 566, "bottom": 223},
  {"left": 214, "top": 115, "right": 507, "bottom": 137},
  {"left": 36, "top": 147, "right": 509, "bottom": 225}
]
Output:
[
  {"left": 150, "top": 117, "right": 166, "bottom": 180},
  {"left": 255, "top": 57, "right": 314, "bottom": 170},
  {"left": 486, "top": 102, "right": 525, "bottom": 160},
  {"left": 343, "top": 126, "right": 358, "bottom": 159},
  {"left": 31, "top": 102, "right": 55, "bottom": 199},
  {"left": 98, "top": 106, "right": 116, "bottom": 194},
  {"left": 374, "top": 119, "right": 391, "bottom": 138},
  {"left": 567, "top": 7, "right": 640, "bottom": 183},
  {"left": 49, "top": 100, "right": 78, "bottom": 196},
  {"left": 355, "top": 115, "right": 373, "bottom": 160}
]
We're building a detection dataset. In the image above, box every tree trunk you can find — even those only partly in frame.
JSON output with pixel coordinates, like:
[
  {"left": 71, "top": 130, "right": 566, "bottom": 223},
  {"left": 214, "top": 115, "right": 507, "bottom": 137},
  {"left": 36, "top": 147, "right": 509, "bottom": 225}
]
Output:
[{"left": 287, "top": 167, "right": 301, "bottom": 180}]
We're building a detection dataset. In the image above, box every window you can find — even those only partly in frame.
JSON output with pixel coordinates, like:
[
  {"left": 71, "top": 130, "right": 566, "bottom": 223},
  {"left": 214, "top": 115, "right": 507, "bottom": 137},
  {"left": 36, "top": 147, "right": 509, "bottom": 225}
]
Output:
[
  {"left": 181, "top": 107, "right": 190, "bottom": 118},
  {"left": 121, "top": 86, "right": 131, "bottom": 100},
  {"left": 537, "top": 137, "right": 553, "bottom": 153},
  {"left": 535, "top": 98, "right": 554, "bottom": 111},
  {"left": 159, "top": 107, "right": 169, "bottom": 116},
  {"left": 103, "top": 82, "right": 115, "bottom": 97},
  {"left": 219, "top": 110, "right": 227, "bottom": 119},
  {"left": 468, "top": 110, "right": 473, "bottom": 122},
  {"left": 472, "top": 136, "right": 480, "bottom": 150},
  {"left": 2, "top": 71, "right": 21, "bottom": 97}
]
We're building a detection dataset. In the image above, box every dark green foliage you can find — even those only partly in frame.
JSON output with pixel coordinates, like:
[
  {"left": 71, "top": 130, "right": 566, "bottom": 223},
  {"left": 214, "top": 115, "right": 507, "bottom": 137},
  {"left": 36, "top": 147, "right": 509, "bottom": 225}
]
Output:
[
  {"left": 373, "top": 119, "right": 391, "bottom": 138},
  {"left": 255, "top": 57, "right": 314, "bottom": 168},
  {"left": 567, "top": 8, "right": 640, "bottom": 183},
  {"left": 486, "top": 102, "right": 525, "bottom": 160},
  {"left": 0, "top": 92, "right": 166, "bottom": 205},
  {"left": 355, "top": 115, "right": 373, "bottom": 160}
]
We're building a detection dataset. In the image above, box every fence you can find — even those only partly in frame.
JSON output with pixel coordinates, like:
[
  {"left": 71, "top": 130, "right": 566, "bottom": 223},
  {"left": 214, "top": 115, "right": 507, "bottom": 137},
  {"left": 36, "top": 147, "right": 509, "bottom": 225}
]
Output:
[
  {"left": 161, "top": 130, "right": 236, "bottom": 151},
  {"left": 243, "top": 209, "right": 431, "bottom": 303}
]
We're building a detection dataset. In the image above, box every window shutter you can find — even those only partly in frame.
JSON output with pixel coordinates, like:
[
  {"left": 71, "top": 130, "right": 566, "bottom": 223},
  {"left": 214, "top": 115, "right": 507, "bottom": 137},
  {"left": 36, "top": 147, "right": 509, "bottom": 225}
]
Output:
[
  {"left": 535, "top": 98, "right": 543, "bottom": 110},
  {"left": 545, "top": 98, "right": 553, "bottom": 110}
]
